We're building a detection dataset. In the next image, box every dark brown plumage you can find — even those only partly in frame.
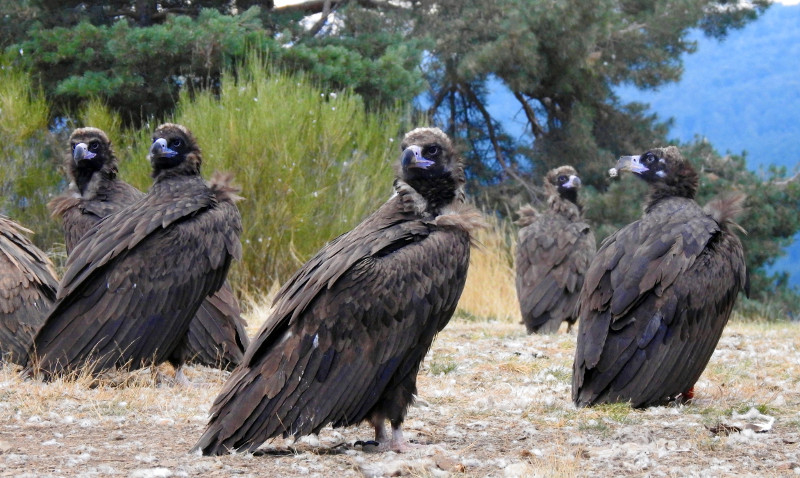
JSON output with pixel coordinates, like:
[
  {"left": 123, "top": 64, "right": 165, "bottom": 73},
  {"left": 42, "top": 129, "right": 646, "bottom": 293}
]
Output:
[
  {"left": 0, "top": 217, "right": 58, "bottom": 364},
  {"left": 193, "top": 127, "right": 484, "bottom": 455},
  {"left": 47, "top": 127, "right": 249, "bottom": 372},
  {"left": 515, "top": 166, "right": 596, "bottom": 334},
  {"left": 29, "top": 123, "right": 242, "bottom": 378},
  {"left": 572, "top": 146, "right": 747, "bottom": 408}
]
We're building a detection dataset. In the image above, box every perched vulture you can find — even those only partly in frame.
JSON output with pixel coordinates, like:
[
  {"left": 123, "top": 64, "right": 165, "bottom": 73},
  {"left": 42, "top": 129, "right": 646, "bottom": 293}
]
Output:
[
  {"left": 515, "top": 166, "right": 595, "bottom": 334},
  {"left": 47, "top": 127, "right": 249, "bottom": 374},
  {"left": 572, "top": 146, "right": 747, "bottom": 408},
  {"left": 30, "top": 123, "right": 242, "bottom": 378},
  {"left": 193, "top": 127, "right": 484, "bottom": 455},
  {"left": 0, "top": 217, "right": 58, "bottom": 364}
]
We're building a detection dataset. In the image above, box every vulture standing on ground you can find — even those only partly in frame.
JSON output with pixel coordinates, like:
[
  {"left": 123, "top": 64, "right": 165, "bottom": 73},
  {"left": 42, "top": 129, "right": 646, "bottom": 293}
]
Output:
[
  {"left": 0, "top": 217, "right": 58, "bottom": 364},
  {"left": 47, "top": 127, "right": 249, "bottom": 374},
  {"left": 515, "top": 166, "right": 595, "bottom": 334},
  {"left": 572, "top": 146, "right": 747, "bottom": 408},
  {"left": 30, "top": 123, "right": 242, "bottom": 378},
  {"left": 193, "top": 127, "right": 484, "bottom": 455}
]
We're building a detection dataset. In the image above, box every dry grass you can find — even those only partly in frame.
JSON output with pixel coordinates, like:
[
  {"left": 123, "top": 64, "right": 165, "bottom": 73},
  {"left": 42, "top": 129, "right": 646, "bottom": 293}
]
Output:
[
  {"left": 457, "top": 212, "right": 520, "bottom": 323},
  {"left": 2, "top": 313, "right": 799, "bottom": 477},
  {"left": 2, "top": 224, "right": 799, "bottom": 477}
]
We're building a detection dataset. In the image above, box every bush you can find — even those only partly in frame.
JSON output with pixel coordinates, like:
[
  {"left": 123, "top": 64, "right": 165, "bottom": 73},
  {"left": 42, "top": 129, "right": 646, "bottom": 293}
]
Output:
[{"left": 0, "top": 64, "right": 63, "bottom": 253}]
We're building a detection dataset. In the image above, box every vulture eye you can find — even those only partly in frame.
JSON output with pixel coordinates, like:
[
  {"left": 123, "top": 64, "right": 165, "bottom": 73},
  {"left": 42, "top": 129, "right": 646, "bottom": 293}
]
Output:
[
  {"left": 558, "top": 175, "right": 568, "bottom": 183},
  {"left": 170, "top": 138, "right": 183, "bottom": 149},
  {"left": 88, "top": 141, "right": 99, "bottom": 151},
  {"left": 425, "top": 145, "right": 440, "bottom": 157},
  {"left": 643, "top": 152, "right": 656, "bottom": 165}
]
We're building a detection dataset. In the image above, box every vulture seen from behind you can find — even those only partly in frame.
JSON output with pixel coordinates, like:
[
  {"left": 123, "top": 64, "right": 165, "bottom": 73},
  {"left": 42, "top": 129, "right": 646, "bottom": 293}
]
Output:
[
  {"left": 0, "top": 217, "right": 58, "bottom": 364},
  {"left": 572, "top": 146, "right": 747, "bottom": 408},
  {"left": 515, "top": 166, "right": 595, "bottom": 334},
  {"left": 47, "top": 127, "right": 249, "bottom": 373},
  {"left": 193, "top": 127, "right": 484, "bottom": 455},
  {"left": 30, "top": 123, "right": 242, "bottom": 378}
]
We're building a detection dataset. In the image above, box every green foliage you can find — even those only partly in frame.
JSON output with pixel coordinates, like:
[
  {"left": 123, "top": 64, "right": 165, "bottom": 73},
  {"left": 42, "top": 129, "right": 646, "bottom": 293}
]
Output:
[
  {"left": 156, "top": 57, "right": 409, "bottom": 290},
  {"left": 0, "top": 64, "right": 62, "bottom": 251},
  {"left": 13, "top": 8, "right": 270, "bottom": 121},
  {"left": 7, "top": 5, "right": 425, "bottom": 123}
]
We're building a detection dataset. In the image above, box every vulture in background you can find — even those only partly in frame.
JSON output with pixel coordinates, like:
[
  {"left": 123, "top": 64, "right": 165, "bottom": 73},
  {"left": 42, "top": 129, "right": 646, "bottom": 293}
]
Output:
[
  {"left": 572, "top": 146, "right": 747, "bottom": 408},
  {"left": 193, "top": 127, "right": 484, "bottom": 455},
  {"left": 0, "top": 217, "right": 58, "bottom": 364},
  {"left": 30, "top": 123, "right": 242, "bottom": 378},
  {"left": 515, "top": 166, "right": 595, "bottom": 334},
  {"left": 47, "top": 127, "right": 249, "bottom": 375}
]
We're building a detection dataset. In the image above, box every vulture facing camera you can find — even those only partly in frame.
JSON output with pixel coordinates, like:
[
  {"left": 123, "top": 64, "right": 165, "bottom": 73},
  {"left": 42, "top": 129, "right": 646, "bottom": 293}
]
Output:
[
  {"left": 194, "top": 127, "right": 485, "bottom": 455},
  {"left": 515, "top": 166, "right": 595, "bottom": 334}
]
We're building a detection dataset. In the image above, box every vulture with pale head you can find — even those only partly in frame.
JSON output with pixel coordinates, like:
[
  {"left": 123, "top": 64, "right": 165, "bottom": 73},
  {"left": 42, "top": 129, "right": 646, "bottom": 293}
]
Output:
[
  {"left": 572, "top": 146, "right": 747, "bottom": 407},
  {"left": 193, "top": 127, "right": 484, "bottom": 455},
  {"left": 515, "top": 166, "right": 595, "bottom": 334},
  {"left": 47, "top": 127, "right": 249, "bottom": 374},
  {"left": 0, "top": 217, "right": 58, "bottom": 364},
  {"left": 30, "top": 124, "right": 242, "bottom": 378}
]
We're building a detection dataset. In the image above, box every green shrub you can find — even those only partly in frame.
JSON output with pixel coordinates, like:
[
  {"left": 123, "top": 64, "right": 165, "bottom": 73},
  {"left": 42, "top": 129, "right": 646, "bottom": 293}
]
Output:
[
  {"left": 168, "top": 58, "right": 410, "bottom": 290},
  {"left": 0, "top": 64, "right": 62, "bottom": 252}
]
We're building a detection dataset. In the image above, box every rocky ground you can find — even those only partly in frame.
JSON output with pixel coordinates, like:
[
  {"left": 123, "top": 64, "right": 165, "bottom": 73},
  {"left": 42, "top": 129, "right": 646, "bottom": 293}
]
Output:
[{"left": 1, "top": 317, "right": 798, "bottom": 477}]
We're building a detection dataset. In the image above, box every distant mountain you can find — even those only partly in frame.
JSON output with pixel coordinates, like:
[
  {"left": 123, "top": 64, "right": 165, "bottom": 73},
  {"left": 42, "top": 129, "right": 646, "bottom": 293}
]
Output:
[
  {"left": 616, "top": 3, "right": 800, "bottom": 287},
  {"left": 617, "top": 4, "right": 800, "bottom": 173}
]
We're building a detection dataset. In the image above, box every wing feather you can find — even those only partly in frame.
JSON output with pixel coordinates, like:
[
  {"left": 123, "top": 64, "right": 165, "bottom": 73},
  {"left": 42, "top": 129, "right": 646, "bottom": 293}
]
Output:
[
  {"left": 516, "top": 211, "right": 595, "bottom": 333},
  {"left": 0, "top": 217, "right": 58, "bottom": 364},
  {"left": 31, "top": 177, "right": 241, "bottom": 376}
]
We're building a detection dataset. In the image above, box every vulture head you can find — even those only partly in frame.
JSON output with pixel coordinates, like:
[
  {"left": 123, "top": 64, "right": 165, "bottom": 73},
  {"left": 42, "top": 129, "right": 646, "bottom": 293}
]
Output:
[
  {"left": 68, "top": 127, "right": 117, "bottom": 193},
  {"left": 149, "top": 123, "right": 202, "bottom": 178},
  {"left": 545, "top": 165, "right": 582, "bottom": 204},
  {"left": 615, "top": 146, "right": 698, "bottom": 201},
  {"left": 398, "top": 127, "right": 465, "bottom": 210}
]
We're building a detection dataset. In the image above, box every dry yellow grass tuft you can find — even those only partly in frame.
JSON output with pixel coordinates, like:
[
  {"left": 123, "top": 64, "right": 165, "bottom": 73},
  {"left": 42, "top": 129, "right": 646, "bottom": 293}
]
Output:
[{"left": 458, "top": 213, "right": 521, "bottom": 323}]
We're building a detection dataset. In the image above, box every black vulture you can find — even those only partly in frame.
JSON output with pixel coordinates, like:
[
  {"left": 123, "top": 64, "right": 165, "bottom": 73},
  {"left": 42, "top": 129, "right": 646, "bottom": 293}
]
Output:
[
  {"left": 29, "top": 123, "right": 242, "bottom": 378},
  {"left": 515, "top": 166, "right": 596, "bottom": 334},
  {"left": 572, "top": 146, "right": 747, "bottom": 408},
  {"left": 193, "top": 127, "right": 484, "bottom": 455},
  {"left": 47, "top": 127, "right": 249, "bottom": 375},
  {"left": 0, "top": 217, "right": 58, "bottom": 364}
]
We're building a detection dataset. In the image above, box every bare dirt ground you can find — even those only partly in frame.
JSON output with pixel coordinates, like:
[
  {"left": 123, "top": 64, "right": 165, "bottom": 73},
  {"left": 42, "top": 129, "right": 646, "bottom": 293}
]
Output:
[{"left": 1, "top": 317, "right": 799, "bottom": 477}]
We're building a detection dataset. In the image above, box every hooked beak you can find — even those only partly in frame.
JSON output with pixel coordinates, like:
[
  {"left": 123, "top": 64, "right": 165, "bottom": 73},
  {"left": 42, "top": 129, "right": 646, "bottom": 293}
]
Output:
[
  {"left": 148, "top": 138, "right": 178, "bottom": 163},
  {"left": 401, "top": 145, "right": 435, "bottom": 170},
  {"left": 73, "top": 143, "right": 96, "bottom": 162},
  {"left": 615, "top": 155, "right": 649, "bottom": 175},
  {"left": 563, "top": 175, "right": 581, "bottom": 189}
]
